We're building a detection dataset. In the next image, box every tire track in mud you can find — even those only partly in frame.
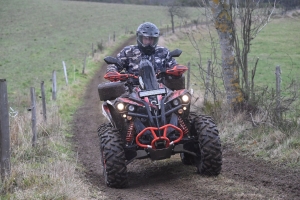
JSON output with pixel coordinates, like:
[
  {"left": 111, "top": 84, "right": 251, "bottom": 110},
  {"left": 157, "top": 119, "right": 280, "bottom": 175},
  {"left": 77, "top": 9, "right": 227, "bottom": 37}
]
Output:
[{"left": 72, "top": 36, "right": 300, "bottom": 200}]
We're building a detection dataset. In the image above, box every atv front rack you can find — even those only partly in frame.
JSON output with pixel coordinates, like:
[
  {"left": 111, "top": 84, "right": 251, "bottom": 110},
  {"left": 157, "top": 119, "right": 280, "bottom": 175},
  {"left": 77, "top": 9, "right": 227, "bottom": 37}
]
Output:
[{"left": 136, "top": 124, "right": 183, "bottom": 149}]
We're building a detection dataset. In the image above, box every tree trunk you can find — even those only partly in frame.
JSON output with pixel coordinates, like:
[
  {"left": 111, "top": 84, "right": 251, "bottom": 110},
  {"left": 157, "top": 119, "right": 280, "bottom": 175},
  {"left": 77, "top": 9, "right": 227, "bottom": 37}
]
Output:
[{"left": 209, "top": 0, "right": 244, "bottom": 108}]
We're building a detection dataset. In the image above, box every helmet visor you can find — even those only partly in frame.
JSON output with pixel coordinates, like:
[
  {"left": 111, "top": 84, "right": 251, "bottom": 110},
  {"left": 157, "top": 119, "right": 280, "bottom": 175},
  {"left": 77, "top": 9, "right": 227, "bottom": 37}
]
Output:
[{"left": 138, "top": 35, "right": 158, "bottom": 47}]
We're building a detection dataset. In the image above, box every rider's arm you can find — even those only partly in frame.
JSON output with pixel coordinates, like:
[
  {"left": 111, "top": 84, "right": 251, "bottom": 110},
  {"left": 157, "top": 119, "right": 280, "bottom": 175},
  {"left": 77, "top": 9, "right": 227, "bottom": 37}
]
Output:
[
  {"left": 165, "top": 48, "right": 177, "bottom": 69},
  {"left": 106, "top": 64, "right": 118, "bottom": 73},
  {"left": 166, "top": 57, "right": 177, "bottom": 69}
]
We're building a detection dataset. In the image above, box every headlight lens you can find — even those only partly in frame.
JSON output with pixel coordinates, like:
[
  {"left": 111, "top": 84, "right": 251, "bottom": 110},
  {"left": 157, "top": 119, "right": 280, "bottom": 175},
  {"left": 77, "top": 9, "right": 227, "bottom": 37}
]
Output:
[
  {"left": 172, "top": 99, "right": 180, "bottom": 106},
  {"left": 128, "top": 105, "right": 135, "bottom": 112},
  {"left": 182, "top": 95, "right": 190, "bottom": 103},
  {"left": 117, "top": 103, "right": 125, "bottom": 111}
]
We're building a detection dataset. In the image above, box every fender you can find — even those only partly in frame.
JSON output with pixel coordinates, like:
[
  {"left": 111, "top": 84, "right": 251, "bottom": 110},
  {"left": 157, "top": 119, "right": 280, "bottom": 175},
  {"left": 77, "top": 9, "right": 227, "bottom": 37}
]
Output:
[{"left": 102, "top": 102, "right": 115, "bottom": 127}]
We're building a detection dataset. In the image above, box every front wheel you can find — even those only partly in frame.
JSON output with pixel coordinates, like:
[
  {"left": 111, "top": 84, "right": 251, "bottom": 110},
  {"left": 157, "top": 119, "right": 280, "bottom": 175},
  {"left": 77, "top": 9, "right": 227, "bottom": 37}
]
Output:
[
  {"left": 192, "top": 115, "right": 222, "bottom": 175},
  {"left": 98, "top": 124, "right": 128, "bottom": 188}
]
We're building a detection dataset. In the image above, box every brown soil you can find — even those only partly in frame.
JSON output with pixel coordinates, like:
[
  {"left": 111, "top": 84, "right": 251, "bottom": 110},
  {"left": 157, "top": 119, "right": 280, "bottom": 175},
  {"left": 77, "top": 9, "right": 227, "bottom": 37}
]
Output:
[{"left": 72, "top": 37, "right": 300, "bottom": 200}]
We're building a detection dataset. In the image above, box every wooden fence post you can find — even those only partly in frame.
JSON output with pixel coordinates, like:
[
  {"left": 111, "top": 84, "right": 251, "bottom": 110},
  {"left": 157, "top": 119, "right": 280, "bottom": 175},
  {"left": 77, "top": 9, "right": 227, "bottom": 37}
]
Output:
[
  {"left": 92, "top": 43, "right": 94, "bottom": 57},
  {"left": 82, "top": 55, "right": 87, "bottom": 74},
  {"left": 275, "top": 65, "right": 282, "bottom": 120},
  {"left": 187, "top": 62, "right": 190, "bottom": 90},
  {"left": 62, "top": 61, "right": 68, "bottom": 86},
  {"left": 204, "top": 60, "right": 212, "bottom": 104},
  {"left": 0, "top": 79, "right": 10, "bottom": 179},
  {"left": 40, "top": 81, "right": 47, "bottom": 122},
  {"left": 52, "top": 70, "right": 57, "bottom": 101},
  {"left": 29, "top": 87, "right": 37, "bottom": 147}
]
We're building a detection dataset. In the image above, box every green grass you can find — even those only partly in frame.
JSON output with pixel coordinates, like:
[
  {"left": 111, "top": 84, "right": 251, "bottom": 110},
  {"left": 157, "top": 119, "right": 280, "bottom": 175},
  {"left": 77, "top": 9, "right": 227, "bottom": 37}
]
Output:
[
  {"left": 249, "top": 18, "right": 300, "bottom": 88},
  {"left": 0, "top": 0, "right": 200, "bottom": 106}
]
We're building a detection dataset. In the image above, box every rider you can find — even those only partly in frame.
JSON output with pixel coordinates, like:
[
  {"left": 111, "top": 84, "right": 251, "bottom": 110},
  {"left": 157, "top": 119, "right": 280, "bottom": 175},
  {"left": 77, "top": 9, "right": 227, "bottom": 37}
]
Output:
[{"left": 106, "top": 22, "right": 177, "bottom": 76}]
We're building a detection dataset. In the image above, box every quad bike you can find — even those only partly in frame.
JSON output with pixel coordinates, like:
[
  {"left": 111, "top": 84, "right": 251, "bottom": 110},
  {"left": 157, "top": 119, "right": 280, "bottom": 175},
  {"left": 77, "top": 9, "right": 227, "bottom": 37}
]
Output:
[{"left": 97, "top": 49, "right": 222, "bottom": 188}]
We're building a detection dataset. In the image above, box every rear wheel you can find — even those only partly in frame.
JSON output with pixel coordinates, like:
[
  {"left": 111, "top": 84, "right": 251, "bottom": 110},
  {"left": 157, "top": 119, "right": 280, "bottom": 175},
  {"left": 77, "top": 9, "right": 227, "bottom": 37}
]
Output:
[
  {"left": 191, "top": 115, "right": 222, "bottom": 175},
  {"left": 98, "top": 124, "right": 128, "bottom": 188}
]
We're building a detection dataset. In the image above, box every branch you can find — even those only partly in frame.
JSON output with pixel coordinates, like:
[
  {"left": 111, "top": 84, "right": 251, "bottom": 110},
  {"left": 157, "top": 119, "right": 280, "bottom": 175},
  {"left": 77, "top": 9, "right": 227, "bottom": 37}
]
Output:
[{"left": 255, "top": 0, "right": 277, "bottom": 37}]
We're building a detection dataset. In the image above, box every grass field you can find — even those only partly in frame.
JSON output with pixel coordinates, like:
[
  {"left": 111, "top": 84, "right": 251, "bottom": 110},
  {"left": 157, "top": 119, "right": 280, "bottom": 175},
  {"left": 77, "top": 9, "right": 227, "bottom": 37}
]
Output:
[
  {"left": 250, "top": 17, "right": 300, "bottom": 88},
  {"left": 0, "top": 1, "right": 299, "bottom": 198},
  {"left": 0, "top": 0, "right": 200, "bottom": 105}
]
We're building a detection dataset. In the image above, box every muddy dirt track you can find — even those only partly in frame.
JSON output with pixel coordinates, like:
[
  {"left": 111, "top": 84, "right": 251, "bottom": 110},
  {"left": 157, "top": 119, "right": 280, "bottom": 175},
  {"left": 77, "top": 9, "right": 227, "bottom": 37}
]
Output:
[{"left": 72, "top": 37, "right": 300, "bottom": 200}]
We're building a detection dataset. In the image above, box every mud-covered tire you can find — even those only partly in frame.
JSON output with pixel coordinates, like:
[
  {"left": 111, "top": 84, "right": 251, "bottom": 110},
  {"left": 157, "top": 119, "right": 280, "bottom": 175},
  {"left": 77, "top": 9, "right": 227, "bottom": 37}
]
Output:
[
  {"left": 98, "top": 124, "right": 128, "bottom": 188},
  {"left": 97, "top": 123, "right": 112, "bottom": 137},
  {"left": 164, "top": 75, "right": 185, "bottom": 90},
  {"left": 98, "top": 81, "right": 126, "bottom": 101},
  {"left": 192, "top": 115, "right": 222, "bottom": 175}
]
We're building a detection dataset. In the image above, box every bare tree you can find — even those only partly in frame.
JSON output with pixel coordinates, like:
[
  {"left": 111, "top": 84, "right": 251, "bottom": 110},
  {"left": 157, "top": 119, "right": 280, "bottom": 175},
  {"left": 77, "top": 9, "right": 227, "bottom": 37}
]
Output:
[
  {"left": 187, "top": 0, "right": 299, "bottom": 132},
  {"left": 232, "top": 0, "right": 277, "bottom": 102},
  {"left": 167, "top": 1, "right": 189, "bottom": 33},
  {"left": 190, "top": 0, "right": 276, "bottom": 109},
  {"left": 186, "top": 30, "right": 223, "bottom": 106}
]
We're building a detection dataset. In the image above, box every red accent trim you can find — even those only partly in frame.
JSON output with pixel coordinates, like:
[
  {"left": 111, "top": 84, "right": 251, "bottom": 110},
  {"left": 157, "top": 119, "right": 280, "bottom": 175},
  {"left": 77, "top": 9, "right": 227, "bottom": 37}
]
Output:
[
  {"left": 167, "top": 89, "right": 186, "bottom": 101},
  {"left": 136, "top": 124, "right": 183, "bottom": 149},
  {"left": 157, "top": 94, "right": 163, "bottom": 101},
  {"left": 118, "top": 97, "right": 144, "bottom": 107},
  {"left": 166, "top": 65, "right": 188, "bottom": 77},
  {"left": 144, "top": 97, "right": 149, "bottom": 103},
  {"left": 142, "top": 97, "right": 158, "bottom": 109},
  {"left": 102, "top": 104, "right": 110, "bottom": 114}
]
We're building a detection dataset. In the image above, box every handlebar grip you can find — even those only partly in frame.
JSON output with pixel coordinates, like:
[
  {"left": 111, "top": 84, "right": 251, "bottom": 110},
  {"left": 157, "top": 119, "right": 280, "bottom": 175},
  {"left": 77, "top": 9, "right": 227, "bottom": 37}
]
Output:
[
  {"left": 104, "top": 72, "right": 138, "bottom": 82},
  {"left": 166, "top": 65, "right": 188, "bottom": 76}
]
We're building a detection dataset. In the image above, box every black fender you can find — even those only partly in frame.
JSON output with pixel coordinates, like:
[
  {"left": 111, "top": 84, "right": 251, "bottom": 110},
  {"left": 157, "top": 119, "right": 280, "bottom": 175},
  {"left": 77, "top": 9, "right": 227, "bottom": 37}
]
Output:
[
  {"left": 102, "top": 102, "right": 115, "bottom": 127},
  {"left": 102, "top": 102, "right": 126, "bottom": 131}
]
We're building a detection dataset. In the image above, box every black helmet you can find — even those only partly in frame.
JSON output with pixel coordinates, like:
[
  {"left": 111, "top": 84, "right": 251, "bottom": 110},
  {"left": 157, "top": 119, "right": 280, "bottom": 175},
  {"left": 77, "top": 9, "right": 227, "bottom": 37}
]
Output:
[{"left": 136, "top": 22, "right": 159, "bottom": 55}]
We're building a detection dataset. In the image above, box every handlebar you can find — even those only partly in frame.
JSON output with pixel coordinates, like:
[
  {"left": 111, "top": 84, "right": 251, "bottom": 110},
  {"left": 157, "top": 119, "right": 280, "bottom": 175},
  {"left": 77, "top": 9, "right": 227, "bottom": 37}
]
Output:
[
  {"left": 165, "top": 65, "right": 188, "bottom": 76},
  {"left": 104, "top": 71, "right": 138, "bottom": 82},
  {"left": 104, "top": 64, "right": 188, "bottom": 82}
]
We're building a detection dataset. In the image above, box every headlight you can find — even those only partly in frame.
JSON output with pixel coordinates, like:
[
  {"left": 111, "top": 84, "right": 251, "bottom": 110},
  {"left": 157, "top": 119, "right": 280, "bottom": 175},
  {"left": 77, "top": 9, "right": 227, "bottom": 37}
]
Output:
[
  {"left": 182, "top": 95, "right": 190, "bottom": 103},
  {"left": 128, "top": 105, "right": 135, "bottom": 112},
  {"left": 172, "top": 99, "right": 180, "bottom": 106},
  {"left": 117, "top": 103, "right": 125, "bottom": 111}
]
